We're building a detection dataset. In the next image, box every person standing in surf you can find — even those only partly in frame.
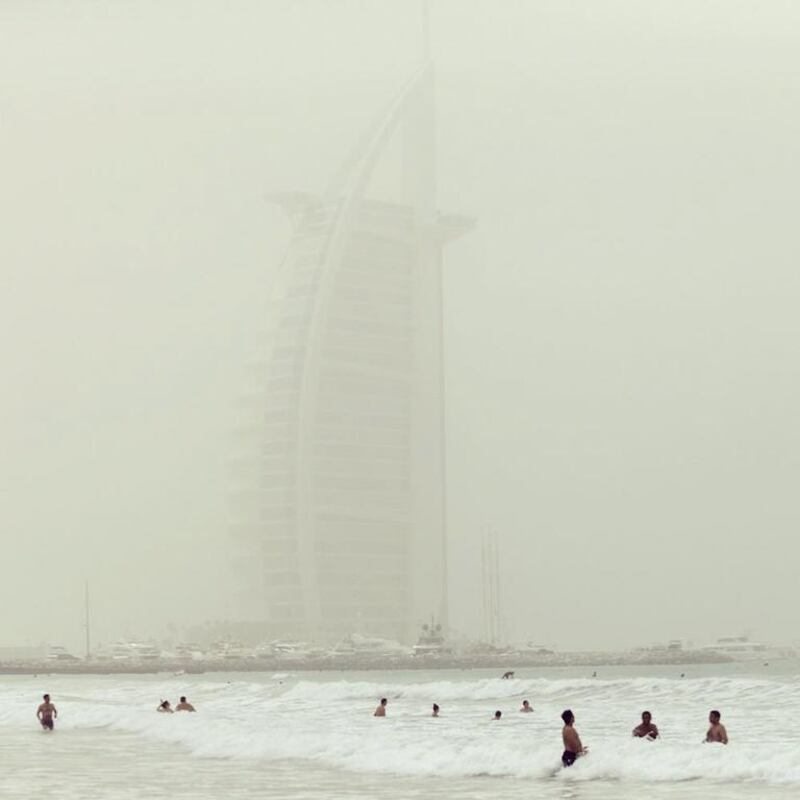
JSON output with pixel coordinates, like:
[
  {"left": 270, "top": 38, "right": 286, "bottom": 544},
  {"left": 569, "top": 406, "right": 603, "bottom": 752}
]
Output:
[
  {"left": 705, "top": 710, "right": 728, "bottom": 744},
  {"left": 632, "top": 711, "right": 659, "bottom": 739},
  {"left": 561, "top": 709, "right": 586, "bottom": 767},
  {"left": 37, "top": 694, "right": 57, "bottom": 731},
  {"left": 374, "top": 698, "right": 387, "bottom": 717},
  {"left": 175, "top": 696, "right": 196, "bottom": 712}
]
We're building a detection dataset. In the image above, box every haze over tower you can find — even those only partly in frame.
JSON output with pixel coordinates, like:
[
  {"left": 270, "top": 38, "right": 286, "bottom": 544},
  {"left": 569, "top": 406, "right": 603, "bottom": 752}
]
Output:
[{"left": 230, "top": 23, "right": 472, "bottom": 644}]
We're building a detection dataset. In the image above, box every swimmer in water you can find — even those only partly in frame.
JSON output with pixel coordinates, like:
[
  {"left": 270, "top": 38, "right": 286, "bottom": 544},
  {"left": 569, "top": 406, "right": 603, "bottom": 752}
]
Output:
[
  {"left": 632, "top": 711, "right": 659, "bottom": 740},
  {"left": 157, "top": 700, "right": 174, "bottom": 713},
  {"left": 432, "top": 703, "right": 440, "bottom": 717},
  {"left": 493, "top": 710, "right": 502, "bottom": 720},
  {"left": 520, "top": 700, "right": 533, "bottom": 713},
  {"left": 561, "top": 709, "right": 586, "bottom": 767},
  {"left": 374, "top": 698, "right": 387, "bottom": 717},
  {"left": 37, "top": 694, "right": 57, "bottom": 731},
  {"left": 705, "top": 710, "right": 728, "bottom": 744},
  {"left": 175, "top": 696, "right": 196, "bottom": 712}
]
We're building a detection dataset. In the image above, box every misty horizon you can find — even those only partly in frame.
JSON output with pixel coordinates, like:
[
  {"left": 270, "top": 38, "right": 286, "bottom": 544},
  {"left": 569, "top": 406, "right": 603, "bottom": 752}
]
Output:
[{"left": 2, "top": 0, "right": 800, "bottom": 655}]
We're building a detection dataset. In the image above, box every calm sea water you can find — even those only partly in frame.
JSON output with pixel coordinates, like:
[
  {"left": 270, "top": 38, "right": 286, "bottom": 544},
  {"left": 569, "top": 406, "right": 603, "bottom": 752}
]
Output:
[{"left": 1, "top": 662, "right": 798, "bottom": 799}]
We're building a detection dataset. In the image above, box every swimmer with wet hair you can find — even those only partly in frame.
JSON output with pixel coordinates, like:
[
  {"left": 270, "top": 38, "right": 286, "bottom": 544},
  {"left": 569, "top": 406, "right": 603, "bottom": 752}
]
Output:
[
  {"left": 632, "top": 711, "right": 659, "bottom": 740},
  {"left": 706, "top": 710, "right": 728, "bottom": 744},
  {"left": 37, "top": 694, "right": 57, "bottom": 731},
  {"left": 175, "top": 696, "right": 196, "bottom": 712},
  {"left": 561, "top": 709, "right": 586, "bottom": 767},
  {"left": 374, "top": 698, "right": 387, "bottom": 717}
]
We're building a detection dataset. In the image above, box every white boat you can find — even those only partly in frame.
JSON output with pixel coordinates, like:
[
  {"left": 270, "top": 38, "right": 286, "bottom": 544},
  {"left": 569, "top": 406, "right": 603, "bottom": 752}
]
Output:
[
  {"left": 332, "top": 634, "right": 409, "bottom": 658},
  {"left": 98, "top": 640, "right": 163, "bottom": 662},
  {"left": 129, "top": 642, "right": 161, "bottom": 661},
  {"left": 46, "top": 645, "right": 80, "bottom": 662},
  {"left": 261, "top": 640, "right": 312, "bottom": 659},
  {"left": 208, "top": 640, "right": 253, "bottom": 660},
  {"left": 412, "top": 620, "right": 449, "bottom": 657},
  {"left": 701, "top": 636, "right": 768, "bottom": 659},
  {"left": 174, "top": 642, "right": 205, "bottom": 661}
]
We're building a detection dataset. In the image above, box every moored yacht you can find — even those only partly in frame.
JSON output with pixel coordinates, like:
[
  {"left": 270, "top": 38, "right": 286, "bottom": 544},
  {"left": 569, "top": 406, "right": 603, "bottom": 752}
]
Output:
[{"left": 412, "top": 620, "right": 449, "bottom": 657}]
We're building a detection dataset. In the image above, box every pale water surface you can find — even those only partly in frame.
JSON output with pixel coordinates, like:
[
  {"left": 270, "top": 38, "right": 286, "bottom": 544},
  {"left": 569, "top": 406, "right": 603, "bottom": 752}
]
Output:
[{"left": 1, "top": 663, "right": 798, "bottom": 799}]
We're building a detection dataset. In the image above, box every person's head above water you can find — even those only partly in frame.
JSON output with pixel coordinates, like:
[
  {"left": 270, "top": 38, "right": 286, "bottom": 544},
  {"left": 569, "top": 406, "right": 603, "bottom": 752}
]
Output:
[
  {"left": 380, "top": 698, "right": 387, "bottom": 706},
  {"left": 180, "top": 696, "right": 187, "bottom": 703},
  {"left": 160, "top": 700, "right": 171, "bottom": 709},
  {"left": 709, "top": 710, "right": 721, "bottom": 722},
  {"left": 43, "top": 694, "right": 50, "bottom": 702},
  {"left": 522, "top": 700, "right": 531, "bottom": 709},
  {"left": 562, "top": 709, "right": 574, "bottom": 725},
  {"left": 494, "top": 710, "right": 502, "bottom": 719},
  {"left": 642, "top": 711, "right": 652, "bottom": 722},
  {"left": 433, "top": 703, "right": 439, "bottom": 712}
]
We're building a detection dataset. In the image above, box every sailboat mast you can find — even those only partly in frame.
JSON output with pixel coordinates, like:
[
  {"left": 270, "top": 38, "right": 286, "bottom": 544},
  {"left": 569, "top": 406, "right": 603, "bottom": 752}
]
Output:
[{"left": 84, "top": 580, "right": 91, "bottom": 660}]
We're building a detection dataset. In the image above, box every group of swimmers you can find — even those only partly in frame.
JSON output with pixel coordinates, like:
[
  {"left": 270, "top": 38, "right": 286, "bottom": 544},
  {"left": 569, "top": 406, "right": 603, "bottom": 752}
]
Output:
[
  {"left": 374, "top": 698, "right": 730, "bottom": 767},
  {"left": 34, "top": 693, "right": 197, "bottom": 730},
  {"left": 157, "top": 697, "right": 197, "bottom": 713},
  {"left": 561, "top": 709, "right": 729, "bottom": 767},
  {"left": 35, "top": 689, "right": 729, "bottom": 769}
]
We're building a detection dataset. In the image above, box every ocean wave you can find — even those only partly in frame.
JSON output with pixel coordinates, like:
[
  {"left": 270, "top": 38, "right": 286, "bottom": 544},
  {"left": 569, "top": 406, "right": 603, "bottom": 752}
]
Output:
[
  {"left": 2, "top": 674, "right": 799, "bottom": 784},
  {"left": 13, "top": 708, "right": 799, "bottom": 784},
  {"left": 279, "top": 674, "right": 800, "bottom": 703}
]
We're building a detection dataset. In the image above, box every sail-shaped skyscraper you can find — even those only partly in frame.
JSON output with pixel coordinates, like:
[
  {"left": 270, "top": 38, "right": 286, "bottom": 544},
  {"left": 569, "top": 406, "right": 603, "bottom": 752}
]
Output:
[{"left": 230, "top": 57, "right": 472, "bottom": 644}]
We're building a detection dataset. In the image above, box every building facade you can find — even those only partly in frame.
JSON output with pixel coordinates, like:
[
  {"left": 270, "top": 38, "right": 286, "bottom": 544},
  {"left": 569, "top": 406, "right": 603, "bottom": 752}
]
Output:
[{"left": 230, "top": 64, "right": 471, "bottom": 644}]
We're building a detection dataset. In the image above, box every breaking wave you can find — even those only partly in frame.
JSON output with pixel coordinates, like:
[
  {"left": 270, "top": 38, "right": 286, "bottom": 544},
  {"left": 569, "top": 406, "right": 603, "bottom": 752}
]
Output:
[{"left": 2, "top": 673, "right": 799, "bottom": 784}]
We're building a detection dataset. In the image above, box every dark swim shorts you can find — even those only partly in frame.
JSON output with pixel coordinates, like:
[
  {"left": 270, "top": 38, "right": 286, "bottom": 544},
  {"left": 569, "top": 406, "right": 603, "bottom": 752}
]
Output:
[
  {"left": 562, "top": 750, "right": 577, "bottom": 767},
  {"left": 40, "top": 717, "right": 54, "bottom": 730}
]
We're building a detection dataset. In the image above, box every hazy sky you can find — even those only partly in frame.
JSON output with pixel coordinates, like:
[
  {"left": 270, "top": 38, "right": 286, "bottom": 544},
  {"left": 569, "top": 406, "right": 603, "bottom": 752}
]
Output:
[{"left": 2, "top": 0, "right": 799, "bottom": 652}]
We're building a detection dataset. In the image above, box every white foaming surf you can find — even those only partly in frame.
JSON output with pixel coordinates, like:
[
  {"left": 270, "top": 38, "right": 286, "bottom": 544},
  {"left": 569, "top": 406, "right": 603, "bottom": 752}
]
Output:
[{"left": 2, "top": 672, "right": 799, "bottom": 784}]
